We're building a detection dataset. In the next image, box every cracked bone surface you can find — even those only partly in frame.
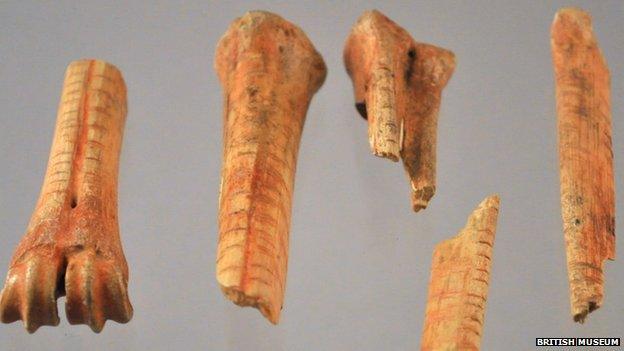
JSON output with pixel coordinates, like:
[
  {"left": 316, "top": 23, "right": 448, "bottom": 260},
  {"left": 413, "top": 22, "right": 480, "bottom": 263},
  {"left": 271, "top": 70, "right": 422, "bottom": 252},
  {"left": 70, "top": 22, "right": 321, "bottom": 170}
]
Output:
[
  {"left": 215, "top": 11, "right": 326, "bottom": 324},
  {"left": 344, "top": 10, "right": 455, "bottom": 212},
  {"left": 421, "top": 195, "right": 499, "bottom": 351},
  {"left": 551, "top": 8, "right": 615, "bottom": 323},
  {"left": 0, "top": 60, "right": 132, "bottom": 333}
]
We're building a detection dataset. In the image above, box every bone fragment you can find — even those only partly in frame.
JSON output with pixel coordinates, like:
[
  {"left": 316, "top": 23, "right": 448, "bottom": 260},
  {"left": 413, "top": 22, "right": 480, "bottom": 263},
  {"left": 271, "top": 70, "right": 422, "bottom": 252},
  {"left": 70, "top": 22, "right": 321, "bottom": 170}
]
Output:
[
  {"left": 421, "top": 195, "right": 499, "bottom": 351},
  {"left": 215, "top": 11, "right": 326, "bottom": 324},
  {"left": 551, "top": 7, "right": 615, "bottom": 323},
  {"left": 344, "top": 10, "right": 455, "bottom": 211}
]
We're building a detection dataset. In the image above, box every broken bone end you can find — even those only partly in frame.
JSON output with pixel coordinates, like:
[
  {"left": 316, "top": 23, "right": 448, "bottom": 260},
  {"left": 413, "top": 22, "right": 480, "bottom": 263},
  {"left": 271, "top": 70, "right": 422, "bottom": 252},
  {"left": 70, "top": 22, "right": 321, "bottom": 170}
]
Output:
[
  {"left": 411, "top": 184, "right": 435, "bottom": 212},
  {"left": 573, "top": 300, "right": 599, "bottom": 324},
  {"left": 219, "top": 283, "right": 279, "bottom": 324},
  {"left": 569, "top": 263, "right": 608, "bottom": 324},
  {"left": 552, "top": 6, "right": 614, "bottom": 324},
  {"left": 371, "top": 148, "right": 400, "bottom": 162},
  {"left": 421, "top": 194, "right": 499, "bottom": 350}
]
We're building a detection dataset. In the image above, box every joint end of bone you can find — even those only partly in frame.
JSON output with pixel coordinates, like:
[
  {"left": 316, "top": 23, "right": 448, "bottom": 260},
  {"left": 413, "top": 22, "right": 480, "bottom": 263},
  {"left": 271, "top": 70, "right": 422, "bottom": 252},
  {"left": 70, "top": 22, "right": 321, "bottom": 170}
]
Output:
[
  {"left": 215, "top": 11, "right": 326, "bottom": 94},
  {"left": 0, "top": 257, "right": 62, "bottom": 333}
]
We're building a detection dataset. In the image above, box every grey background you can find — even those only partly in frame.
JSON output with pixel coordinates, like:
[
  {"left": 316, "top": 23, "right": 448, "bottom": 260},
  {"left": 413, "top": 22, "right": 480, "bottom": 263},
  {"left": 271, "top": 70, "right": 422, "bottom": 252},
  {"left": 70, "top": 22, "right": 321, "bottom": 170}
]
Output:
[{"left": 0, "top": 0, "right": 622, "bottom": 350}]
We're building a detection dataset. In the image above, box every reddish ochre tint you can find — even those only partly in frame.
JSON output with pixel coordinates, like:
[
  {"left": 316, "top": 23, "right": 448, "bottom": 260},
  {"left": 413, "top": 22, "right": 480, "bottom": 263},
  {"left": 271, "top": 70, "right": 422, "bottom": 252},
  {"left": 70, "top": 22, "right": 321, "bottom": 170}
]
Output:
[
  {"left": 0, "top": 60, "right": 132, "bottom": 333},
  {"left": 421, "top": 195, "right": 500, "bottom": 351},
  {"left": 215, "top": 11, "right": 326, "bottom": 324},
  {"left": 551, "top": 8, "right": 615, "bottom": 323},
  {"left": 344, "top": 10, "right": 455, "bottom": 212}
]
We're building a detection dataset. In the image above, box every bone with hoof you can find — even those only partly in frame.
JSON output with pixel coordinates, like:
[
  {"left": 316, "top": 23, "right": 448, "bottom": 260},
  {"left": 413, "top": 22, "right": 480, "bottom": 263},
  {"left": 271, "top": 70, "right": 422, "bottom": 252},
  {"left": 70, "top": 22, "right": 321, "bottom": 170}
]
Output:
[
  {"left": 344, "top": 10, "right": 455, "bottom": 212},
  {"left": 421, "top": 195, "right": 500, "bottom": 351},
  {"left": 215, "top": 11, "right": 326, "bottom": 324},
  {"left": 0, "top": 60, "right": 132, "bottom": 333},
  {"left": 551, "top": 7, "right": 615, "bottom": 323}
]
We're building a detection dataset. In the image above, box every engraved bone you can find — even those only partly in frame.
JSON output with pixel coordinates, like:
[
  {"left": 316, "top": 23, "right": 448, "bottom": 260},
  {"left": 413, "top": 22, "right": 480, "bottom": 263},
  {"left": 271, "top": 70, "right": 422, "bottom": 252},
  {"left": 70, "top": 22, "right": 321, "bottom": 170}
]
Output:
[
  {"left": 0, "top": 60, "right": 132, "bottom": 333},
  {"left": 551, "top": 7, "right": 615, "bottom": 323},
  {"left": 421, "top": 195, "right": 499, "bottom": 351},
  {"left": 344, "top": 10, "right": 455, "bottom": 211},
  {"left": 215, "top": 11, "right": 326, "bottom": 324}
]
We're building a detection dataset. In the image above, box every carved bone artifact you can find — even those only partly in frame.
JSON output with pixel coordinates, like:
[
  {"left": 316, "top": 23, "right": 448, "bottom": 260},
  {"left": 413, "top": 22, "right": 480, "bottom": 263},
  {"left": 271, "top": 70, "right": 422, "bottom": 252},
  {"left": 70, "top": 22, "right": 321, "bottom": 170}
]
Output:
[
  {"left": 421, "top": 195, "right": 500, "bottom": 351},
  {"left": 0, "top": 60, "right": 132, "bottom": 333},
  {"left": 344, "top": 10, "right": 455, "bottom": 211},
  {"left": 215, "top": 11, "right": 326, "bottom": 324},
  {"left": 551, "top": 7, "right": 615, "bottom": 323}
]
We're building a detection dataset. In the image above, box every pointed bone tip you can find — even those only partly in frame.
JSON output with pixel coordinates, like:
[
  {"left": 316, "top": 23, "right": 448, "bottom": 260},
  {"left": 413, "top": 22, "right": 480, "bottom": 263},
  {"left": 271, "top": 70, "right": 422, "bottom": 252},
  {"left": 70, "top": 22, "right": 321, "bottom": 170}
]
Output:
[
  {"left": 359, "top": 9, "right": 387, "bottom": 21},
  {"left": 219, "top": 284, "right": 280, "bottom": 324},
  {"left": 479, "top": 194, "right": 500, "bottom": 209},
  {"left": 460, "top": 194, "right": 500, "bottom": 232}
]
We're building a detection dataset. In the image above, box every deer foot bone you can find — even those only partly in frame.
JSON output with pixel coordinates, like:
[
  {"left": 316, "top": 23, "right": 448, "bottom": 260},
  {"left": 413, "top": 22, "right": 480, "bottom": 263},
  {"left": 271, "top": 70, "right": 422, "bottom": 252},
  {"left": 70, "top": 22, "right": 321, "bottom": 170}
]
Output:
[{"left": 0, "top": 60, "right": 132, "bottom": 333}]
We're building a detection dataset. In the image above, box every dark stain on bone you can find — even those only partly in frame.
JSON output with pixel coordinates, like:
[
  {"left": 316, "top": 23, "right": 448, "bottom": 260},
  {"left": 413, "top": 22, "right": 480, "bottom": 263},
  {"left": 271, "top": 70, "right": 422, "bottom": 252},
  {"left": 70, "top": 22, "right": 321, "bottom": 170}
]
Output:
[
  {"left": 355, "top": 102, "right": 367, "bottom": 119},
  {"left": 405, "top": 48, "right": 417, "bottom": 85}
]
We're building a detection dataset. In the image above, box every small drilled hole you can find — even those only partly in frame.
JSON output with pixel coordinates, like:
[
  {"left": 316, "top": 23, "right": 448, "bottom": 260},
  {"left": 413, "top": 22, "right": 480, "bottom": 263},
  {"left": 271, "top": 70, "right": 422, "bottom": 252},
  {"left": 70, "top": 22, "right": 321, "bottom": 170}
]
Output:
[
  {"left": 408, "top": 49, "right": 416, "bottom": 58},
  {"left": 70, "top": 197, "right": 78, "bottom": 209}
]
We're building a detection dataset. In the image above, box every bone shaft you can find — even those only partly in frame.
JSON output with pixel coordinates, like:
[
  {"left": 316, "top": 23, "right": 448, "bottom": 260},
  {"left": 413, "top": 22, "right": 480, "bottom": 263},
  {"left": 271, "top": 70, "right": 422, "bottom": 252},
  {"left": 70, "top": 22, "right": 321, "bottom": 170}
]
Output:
[
  {"left": 402, "top": 90, "right": 441, "bottom": 210},
  {"left": 367, "top": 64, "right": 400, "bottom": 160},
  {"left": 551, "top": 8, "right": 615, "bottom": 322},
  {"left": 421, "top": 195, "right": 499, "bottom": 351},
  {"left": 217, "top": 73, "right": 304, "bottom": 310},
  {"left": 215, "top": 11, "right": 326, "bottom": 324},
  {"left": 38, "top": 60, "right": 126, "bottom": 216}
]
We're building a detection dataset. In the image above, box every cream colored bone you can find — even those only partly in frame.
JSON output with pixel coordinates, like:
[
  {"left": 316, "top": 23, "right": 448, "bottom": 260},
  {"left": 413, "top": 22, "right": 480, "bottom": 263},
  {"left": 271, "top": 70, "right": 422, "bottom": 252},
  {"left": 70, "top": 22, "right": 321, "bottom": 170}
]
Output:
[
  {"left": 0, "top": 59, "right": 132, "bottom": 333},
  {"left": 215, "top": 11, "right": 326, "bottom": 324}
]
